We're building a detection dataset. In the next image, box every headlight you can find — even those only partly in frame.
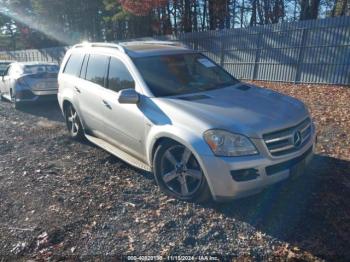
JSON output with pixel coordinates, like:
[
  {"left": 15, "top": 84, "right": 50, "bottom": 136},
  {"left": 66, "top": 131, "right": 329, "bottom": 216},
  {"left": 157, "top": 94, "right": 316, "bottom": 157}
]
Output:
[{"left": 204, "top": 130, "right": 258, "bottom": 157}]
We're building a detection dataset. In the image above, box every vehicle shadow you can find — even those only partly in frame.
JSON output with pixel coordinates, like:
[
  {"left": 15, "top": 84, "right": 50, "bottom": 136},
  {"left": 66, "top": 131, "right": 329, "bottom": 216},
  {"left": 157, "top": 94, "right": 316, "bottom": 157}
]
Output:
[
  {"left": 208, "top": 154, "right": 350, "bottom": 261},
  {"left": 19, "top": 101, "right": 64, "bottom": 123}
]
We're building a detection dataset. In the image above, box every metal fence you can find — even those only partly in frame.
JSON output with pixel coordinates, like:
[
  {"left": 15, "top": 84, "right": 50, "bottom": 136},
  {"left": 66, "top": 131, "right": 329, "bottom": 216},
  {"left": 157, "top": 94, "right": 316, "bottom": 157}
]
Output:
[{"left": 1, "top": 16, "right": 349, "bottom": 85}]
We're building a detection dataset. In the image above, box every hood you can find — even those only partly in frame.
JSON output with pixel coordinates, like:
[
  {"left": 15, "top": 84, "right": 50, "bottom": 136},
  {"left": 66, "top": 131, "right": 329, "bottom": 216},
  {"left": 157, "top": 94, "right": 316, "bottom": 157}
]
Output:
[{"left": 155, "top": 84, "right": 309, "bottom": 138}]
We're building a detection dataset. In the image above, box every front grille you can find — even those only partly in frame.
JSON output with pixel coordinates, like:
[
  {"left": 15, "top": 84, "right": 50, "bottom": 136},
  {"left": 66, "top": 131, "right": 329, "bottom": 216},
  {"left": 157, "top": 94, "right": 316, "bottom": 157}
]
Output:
[
  {"left": 263, "top": 118, "right": 312, "bottom": 157},
  {"left": 265, "top": 146, "right": 312, "bottom": 176}
]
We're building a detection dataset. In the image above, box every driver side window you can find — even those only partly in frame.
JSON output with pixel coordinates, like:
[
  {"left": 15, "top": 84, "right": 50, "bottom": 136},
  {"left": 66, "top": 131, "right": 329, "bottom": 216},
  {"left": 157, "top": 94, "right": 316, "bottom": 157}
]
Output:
[
  {"left": 107, "top": 57, "right": 134, "bottom": 93},
  {"left": 3, "top": 66, "right": 10, "bottom": 76}
]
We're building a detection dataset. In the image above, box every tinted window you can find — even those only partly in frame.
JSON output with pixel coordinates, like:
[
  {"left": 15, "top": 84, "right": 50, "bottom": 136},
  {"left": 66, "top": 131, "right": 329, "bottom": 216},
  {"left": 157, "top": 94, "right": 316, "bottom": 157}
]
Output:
[
  {"left": 80, "top": 55, "right": 89, "bottom": 78},
  {"left": 132, "top": 53, "right": 239, "bottom": 97},
  {"left": 63, "top": 52, "right": 84, "bottom": 76},
  {"left": 0, "top": 63, "right": 10, "bottom": 75},
  {"left": 2, "top": 66, "right": 10, "bottom": 76},
  {"left": 23, "top": 65, "right": 59, "bottom": 74},
  {"left": 86, "top": 54, "right": 108, "bottom": 86},
  {"left": 107, "top": 58, "right": 134, "bottom": 92}
]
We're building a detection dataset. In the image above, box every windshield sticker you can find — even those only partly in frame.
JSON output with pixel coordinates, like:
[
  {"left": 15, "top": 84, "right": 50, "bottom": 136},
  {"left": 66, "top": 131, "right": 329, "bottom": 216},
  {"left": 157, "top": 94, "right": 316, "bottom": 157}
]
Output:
[{"left": 197, "top": 58, "right": 216, "bottom": 68}]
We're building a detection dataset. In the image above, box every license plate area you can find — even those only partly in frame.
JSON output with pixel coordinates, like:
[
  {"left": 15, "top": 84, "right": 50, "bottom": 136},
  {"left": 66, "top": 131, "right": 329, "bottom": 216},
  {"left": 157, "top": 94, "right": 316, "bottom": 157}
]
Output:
[{"left": 290, "top": 158, "right": 306, "bottom": 176}]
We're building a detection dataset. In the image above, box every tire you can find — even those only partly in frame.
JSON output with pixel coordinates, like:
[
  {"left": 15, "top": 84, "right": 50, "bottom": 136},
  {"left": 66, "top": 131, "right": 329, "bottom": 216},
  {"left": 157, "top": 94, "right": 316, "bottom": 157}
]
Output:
[
  {"left": 64, "top": 103, "right": 85, "bottom": 140},
  {"left": 13, "top": 100, "right": 24, "bottom": 109},
  {"left": 153, "top": 141, "right": 211, "bottom": 203},
  {"left": 9, "top": 89, "right": 23, "bottom": 109}
]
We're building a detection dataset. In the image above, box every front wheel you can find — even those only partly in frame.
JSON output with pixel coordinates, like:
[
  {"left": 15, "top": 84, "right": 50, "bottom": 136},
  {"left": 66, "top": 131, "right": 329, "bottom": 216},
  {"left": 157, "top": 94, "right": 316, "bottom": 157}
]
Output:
[
  {"left": 153, "top": 141, "right": 211, "bottom": 203},
  {"left": 10, "top": 90, "right": 23, "bottom": 109},
  {"left": 64, "top": 103, "right": 84, "bottom": 140}
]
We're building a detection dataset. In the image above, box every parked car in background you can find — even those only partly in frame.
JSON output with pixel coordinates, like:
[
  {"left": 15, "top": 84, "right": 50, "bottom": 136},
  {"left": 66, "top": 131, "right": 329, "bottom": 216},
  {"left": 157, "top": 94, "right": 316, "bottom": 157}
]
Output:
[
  {"left": 0, "top": 62, "right": 59, "bottom": 108},
  {"left": 58, "top": 41, "right": 316, "bottom": 202},
  {"left": 0, "top": 61, "right": 14, "bottom": 76}
]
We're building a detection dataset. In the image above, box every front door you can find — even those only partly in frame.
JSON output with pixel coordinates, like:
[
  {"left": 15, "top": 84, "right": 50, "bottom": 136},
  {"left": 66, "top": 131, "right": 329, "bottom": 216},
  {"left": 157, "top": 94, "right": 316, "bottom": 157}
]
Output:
[{"left": 100, "top": 56, "right": 146, "bottom": 161}]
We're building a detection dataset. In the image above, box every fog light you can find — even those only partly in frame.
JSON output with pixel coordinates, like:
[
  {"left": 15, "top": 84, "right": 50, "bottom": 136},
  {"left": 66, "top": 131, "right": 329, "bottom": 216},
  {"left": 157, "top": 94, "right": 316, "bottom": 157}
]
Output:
[{"left": 230, "top": 168, "right": 259, "bottom": 182}]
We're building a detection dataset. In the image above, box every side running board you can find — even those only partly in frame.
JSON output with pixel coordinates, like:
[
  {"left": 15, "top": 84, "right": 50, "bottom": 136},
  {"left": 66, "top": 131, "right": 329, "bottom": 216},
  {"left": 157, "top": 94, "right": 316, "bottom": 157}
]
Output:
[{"left": 85, "top": 134, "right": 152, "bottom": 172}]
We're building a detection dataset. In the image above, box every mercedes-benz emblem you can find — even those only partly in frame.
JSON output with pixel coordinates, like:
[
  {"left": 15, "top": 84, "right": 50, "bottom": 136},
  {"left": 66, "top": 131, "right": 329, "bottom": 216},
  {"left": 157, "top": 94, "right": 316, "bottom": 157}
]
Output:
[{"left": 293, "top": 130, "right": 302, "bottom": 147}]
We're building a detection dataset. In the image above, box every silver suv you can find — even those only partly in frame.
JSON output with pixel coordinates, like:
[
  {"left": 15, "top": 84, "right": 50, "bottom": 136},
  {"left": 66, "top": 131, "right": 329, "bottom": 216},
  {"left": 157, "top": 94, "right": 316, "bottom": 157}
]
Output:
[{"left": 58, "top": 41, "right": 316, "bottom": 202}]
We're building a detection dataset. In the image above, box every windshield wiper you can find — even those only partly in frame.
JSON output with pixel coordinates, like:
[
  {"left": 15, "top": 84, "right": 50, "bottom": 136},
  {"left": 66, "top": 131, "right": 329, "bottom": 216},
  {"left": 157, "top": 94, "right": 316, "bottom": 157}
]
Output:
[{"left": 205, "top": 81, "right": 239, "bottom": 91}]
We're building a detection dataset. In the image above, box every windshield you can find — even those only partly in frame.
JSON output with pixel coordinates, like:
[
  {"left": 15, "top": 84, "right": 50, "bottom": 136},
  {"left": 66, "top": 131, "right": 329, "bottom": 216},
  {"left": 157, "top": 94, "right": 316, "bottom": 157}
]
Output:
[
  {"left": 22, "top": 64, "right": 59, "bottom": 74},
  {"left": 132, "top": 53, "right": 239, "bottom": 97},
  {"left": 0, "top": 63, "right": 10, "bottom": 75}
]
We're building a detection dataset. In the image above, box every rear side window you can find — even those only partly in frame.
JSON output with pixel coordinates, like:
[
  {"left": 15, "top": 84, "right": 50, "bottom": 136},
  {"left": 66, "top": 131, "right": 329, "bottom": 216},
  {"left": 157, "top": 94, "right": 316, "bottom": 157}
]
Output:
[
  {"left": 63, "top": 52, "right": 84, "bottom": 76},
  {"left": 107, "top": 57, "right": 134, "bottom": 92},
  {"left": 80, "top": 55, "right": 89, "bottom": 78},
  {"left": 86, "top": 54, "right": 108, "bottom": 87}
]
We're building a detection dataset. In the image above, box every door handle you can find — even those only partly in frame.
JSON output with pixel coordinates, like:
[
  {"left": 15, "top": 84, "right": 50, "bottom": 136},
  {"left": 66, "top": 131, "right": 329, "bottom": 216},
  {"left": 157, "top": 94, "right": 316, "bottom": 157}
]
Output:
[
  {"left": 74, "top": 86, "right": 81, "bottom": 93},
  {"left": 102, "top": 100, "right": 112, "bottom": 109}
]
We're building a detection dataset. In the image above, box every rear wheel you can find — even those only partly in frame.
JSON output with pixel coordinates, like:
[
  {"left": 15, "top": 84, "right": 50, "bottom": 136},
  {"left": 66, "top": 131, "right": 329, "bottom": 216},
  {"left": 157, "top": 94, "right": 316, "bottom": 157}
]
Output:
[
  {"left": 64, "top": 103, "right": 84, "bottom": 140},
  {"left": 153, "top": 141, "right": 211, "bottom": 203}
]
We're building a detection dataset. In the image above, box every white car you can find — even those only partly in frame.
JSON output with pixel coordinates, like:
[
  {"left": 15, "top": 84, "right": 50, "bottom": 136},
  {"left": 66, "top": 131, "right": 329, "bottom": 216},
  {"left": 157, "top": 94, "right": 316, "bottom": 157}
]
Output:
[
  {"left": 0, "top": 60, "right": 14, "bottom": 76},
  {"left": 0, "top": 62, "right": 59, "bottom": 108},
  {"left": 58, "top": 41, "right": 316, "bottom": 202}
]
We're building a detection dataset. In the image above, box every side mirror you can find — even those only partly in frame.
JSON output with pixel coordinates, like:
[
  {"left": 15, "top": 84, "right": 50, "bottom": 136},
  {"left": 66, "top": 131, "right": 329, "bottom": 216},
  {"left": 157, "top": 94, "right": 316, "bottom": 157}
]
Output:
[{"left": 118, "top": 88, "right": 139, "bottom": 104}]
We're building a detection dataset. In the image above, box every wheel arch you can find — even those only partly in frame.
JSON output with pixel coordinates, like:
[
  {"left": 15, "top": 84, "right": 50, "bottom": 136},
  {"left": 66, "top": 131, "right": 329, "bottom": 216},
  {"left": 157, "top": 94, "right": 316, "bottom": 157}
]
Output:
[
  {"left": 148, "top": 131, "right": 215, "bottom": 201},
  {"left": 147, "top": 129, "right": 212, "bottom": 169},
  {"left": 62, "top": 99, "right": 72, "bottom": 115},
  {"left": 62, "top": 99, "right": 87, "bottom": 133}
]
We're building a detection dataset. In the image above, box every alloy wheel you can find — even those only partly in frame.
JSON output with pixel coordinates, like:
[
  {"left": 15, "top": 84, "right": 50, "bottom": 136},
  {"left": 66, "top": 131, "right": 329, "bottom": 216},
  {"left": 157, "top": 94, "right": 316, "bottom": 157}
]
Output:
[
  {"left": 160, "top": 145, "right": 203, "bottom": 197},
  {"left": 66, "top": 105, "right": 80, "bottom": 136}
]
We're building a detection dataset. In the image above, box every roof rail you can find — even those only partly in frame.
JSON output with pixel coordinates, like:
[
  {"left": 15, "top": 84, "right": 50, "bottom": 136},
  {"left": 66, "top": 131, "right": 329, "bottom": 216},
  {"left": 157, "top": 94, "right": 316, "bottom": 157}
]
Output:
[
  {"left": 72, "top": 40, "right": 187, "bottom": 53},
  {"left": 118, "top": 40, "right": 187, "bottom": 48},
  {"left": 73, "top": 42, "right": 125, "bottom": 53}
]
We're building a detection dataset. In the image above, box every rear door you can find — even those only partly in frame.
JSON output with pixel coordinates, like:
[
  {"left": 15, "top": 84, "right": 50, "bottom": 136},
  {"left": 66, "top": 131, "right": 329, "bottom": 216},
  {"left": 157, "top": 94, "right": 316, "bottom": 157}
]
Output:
[
  {"left": 60, "top": 51, "right": 85, "bottom": 120},
  {"left": 77, "top": 53, "right": 109, "bottom": 133}
]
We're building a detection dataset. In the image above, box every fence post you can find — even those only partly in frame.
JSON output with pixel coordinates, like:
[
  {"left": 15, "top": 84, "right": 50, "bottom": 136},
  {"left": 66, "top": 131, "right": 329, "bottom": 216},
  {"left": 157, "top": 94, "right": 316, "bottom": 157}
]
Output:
[
  {"left": 252, "top": 32, "right": 262, "bottom": 80},
  {"left": 220, "top": 32, "right": 225, "bottom": 67},
  {"left": 294, "top": 28, "right": 308, "bottom": 84}
]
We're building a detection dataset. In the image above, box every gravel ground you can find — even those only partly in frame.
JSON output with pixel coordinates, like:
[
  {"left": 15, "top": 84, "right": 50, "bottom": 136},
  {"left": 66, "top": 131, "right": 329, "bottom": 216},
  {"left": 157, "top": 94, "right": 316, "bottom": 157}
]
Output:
[{"left": 0, "top": 82, "right": 350, "bottom": 261}]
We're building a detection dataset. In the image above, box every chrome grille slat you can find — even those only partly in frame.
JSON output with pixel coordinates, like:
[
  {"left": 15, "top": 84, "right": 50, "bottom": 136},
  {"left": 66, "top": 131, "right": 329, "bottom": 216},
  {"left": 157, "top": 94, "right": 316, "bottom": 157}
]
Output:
[
  {"left": 265, "top": 134, "right": 293, "bottom": 144},
  {"left": 300, "top": 123, "right": 311, "bottom": 133},
  {"left": 269, "top": 144, "right": 295, "bottom": 153},
  {"left": 263, "top": 118, "right": 312, "bottom": 156}
]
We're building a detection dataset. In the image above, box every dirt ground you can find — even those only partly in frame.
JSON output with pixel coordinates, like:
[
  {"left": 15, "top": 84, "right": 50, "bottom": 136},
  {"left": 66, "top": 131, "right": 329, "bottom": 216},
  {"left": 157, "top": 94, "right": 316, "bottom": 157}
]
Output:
[{"left": 0, "top": 82, "right": 349, "bottom": 261}]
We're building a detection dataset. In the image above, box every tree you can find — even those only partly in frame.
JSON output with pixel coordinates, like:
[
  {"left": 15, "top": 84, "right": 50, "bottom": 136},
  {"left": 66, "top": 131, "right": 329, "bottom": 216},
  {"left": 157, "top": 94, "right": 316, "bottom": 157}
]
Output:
[
  {"left": 0, "top": 0, "right": 347, "bottom": 51},
  {"left": 300, "top": 0, "right": 321, "bottom": 20},
  {"left": 332, "top": 0, "right": 350, "bottom": 16},
  {"left": 119, "top": 0, "right": 167, "bottom": 16},
  {"left": 0, "top": 14, "right": 18, "bottom": 50}
]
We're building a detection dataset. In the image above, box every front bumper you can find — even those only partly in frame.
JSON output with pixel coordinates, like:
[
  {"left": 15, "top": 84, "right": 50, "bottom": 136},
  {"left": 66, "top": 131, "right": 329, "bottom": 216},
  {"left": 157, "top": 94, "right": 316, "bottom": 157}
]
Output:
[{"left": 198, "top": 127, "right": 316, "bottom": 202}]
